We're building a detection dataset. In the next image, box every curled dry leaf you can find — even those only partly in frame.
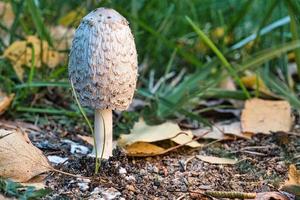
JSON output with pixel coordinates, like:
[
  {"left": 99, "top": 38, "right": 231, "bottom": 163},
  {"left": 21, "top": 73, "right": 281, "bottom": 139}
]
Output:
[
  {"left": 118, "top": 119, "right": 202, "bottom": 148},
  {"left": 192, "top": 121, "right": 252, "bottom": 140},
  {"left": 124, "top": 142, "right": 165, "bottom": 157},
  {"left": 0, "top": 90, "right": 14, "bottom": 115},
  {"left": 241, "top": 98, "right": 293, "bottom": 134},
  {"left": 0, "top": 128, "right": 51, "bottom": 182},
  {"left": 196, "top": 155, "right": 238, "bottom": 165},
  {"left": 3, "top": 36, "right": 62, "bottom": 80},
  {"left": 281, "top": 165, "right": 300, "bottom": 198}
]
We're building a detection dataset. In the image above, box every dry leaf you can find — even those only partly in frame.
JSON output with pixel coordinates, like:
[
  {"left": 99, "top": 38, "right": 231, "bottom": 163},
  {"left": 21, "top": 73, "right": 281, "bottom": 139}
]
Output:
[
  {"left": 193, "top": 121, "right": 252, "bottom": 140},
  {"left": 50, "top": 25, "right": 75, "bottom": 51},
  {"left": 241, "top": 75, "right": 272, "bottom": 95},
  {"left": 220, "top": 77, "right": 236, "bottom": 91},
  {"left": 118, "top": 119, "right": 202, "bottom": 148},
  {"left": 0, "top": 2, "right": 14, "bottom": 46},
  {"left": 286, "top": 165, "right": 300, "bottom": 185},
  {"left": 196, "top": 155, "right": 238, "bottom": 165},
  {"left": 280, "top": 165, "right": 300, "bottom": 198},
  {"left": 0, "top": 128, "right": 51, "bottom": 182},
  {"left": 3, "top": 36, "right": 62, "bottom": 80},
  {"left": 124, "top": 142, "right": 165, "bottom": 157},
  {"left": 0, "top": 91, "right": 14, "bottom": 115},
  {"left": 78, "top": 135, "right": 94, "bottom": 146},
  {"left": 241, "top": 98, "right": 293, "bottom": 134}
]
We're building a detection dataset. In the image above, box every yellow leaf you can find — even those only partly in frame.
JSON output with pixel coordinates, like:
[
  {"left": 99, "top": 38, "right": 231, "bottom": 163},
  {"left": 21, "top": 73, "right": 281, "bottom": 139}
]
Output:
[
  {"left": 3, "top": 36, "right": 62, "bottom": 80},
  {"left": 124, "top": 142, "right": 165, "bottom": 157},
  {"left": 241, "top": 74, "right": 271, "bottom": 95},
  {"left": 196, "top": 155, "right": 238, "bottom": 165},
  {"left": 118, "top": 119, "right": 202, "bottom": 148},
  {"left": 241, "top": 98, "right": 293, "bottom": 134},
  {"left": 286, "top": 165, "right": 300, "bottom": 185}
]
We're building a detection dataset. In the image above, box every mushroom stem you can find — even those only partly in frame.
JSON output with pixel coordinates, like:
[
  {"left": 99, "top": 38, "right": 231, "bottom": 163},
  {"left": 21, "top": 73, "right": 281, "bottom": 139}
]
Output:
[{"left": 93, "top": 109, "right": 112, "bottom": 159}]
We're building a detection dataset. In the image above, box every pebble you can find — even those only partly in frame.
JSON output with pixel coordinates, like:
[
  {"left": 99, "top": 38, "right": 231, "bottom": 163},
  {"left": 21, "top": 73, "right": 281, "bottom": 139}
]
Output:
[
  {"left": 139, "top": 169, "right": 147, "bottom": 176},
  {"left": 125, "top": 175, "right": 136, "bottom": 183},
  {"left": 119, "top": 167, "right": 127, "bottom": 175},
  {"left": 47, "top": 155, "right": 68, "bottom": 165},
  {"left": 126, "top": 184, "right": 136, "bottom": 192},
  {"left": 102, "top": 188, "right": 121, "bottom": 199}
]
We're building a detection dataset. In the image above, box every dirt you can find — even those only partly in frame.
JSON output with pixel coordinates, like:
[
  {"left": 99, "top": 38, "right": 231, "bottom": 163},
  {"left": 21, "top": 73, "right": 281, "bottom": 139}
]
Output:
[{"left": 26, "top": 121, "right": 300, "bottom": 200}]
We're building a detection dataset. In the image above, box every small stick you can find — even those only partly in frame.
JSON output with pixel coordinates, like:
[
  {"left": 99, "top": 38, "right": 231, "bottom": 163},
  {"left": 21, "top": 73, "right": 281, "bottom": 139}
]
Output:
[{"left": 205, "top": 190, "right": 256, "bottom": 199}]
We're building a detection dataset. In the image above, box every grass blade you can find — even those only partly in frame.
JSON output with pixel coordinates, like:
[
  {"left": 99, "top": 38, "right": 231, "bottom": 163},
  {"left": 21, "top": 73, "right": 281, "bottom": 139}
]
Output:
[
  {"left": 186, "top": 16, "right": 250, "bottom": 98},
  {"left": 26, "top": 0, "right": 53, "bottom": 46},
  {"left": 237, "top": 40, "right": 300, "bottom": 72}
]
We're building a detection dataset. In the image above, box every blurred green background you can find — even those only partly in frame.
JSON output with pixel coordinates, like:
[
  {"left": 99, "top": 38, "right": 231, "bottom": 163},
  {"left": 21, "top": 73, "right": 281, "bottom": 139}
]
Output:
[{"left": 1, "top": 0, "right": 300, "bottom": 135}]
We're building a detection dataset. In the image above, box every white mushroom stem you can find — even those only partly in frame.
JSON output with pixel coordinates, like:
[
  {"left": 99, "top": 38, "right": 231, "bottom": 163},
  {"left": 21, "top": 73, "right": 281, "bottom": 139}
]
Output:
[{"left": 93, "top": 109, "right": 112, "bottom": 159}]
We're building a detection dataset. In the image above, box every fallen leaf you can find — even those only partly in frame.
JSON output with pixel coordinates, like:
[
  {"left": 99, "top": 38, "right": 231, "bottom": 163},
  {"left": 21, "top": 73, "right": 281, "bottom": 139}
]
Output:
[
  {"left": 0, "top": 2, "right": 14, "bottom": 46},
  {"left": 241, "top": 75, "right": 273, "bottom": 95},
  {"left": 220, "top": 77, "right": 236, "bottom": 91},
  {"left": 0, "top": 128, "right": 51, "bottom": 182},
  {"left": 193, "top": 121, "right": 252, "bottom": 140},
  {"left": 3, "top": 36, "right": 62, "bottom": 80},
  {"left": 0, "top": 90, "right": 14, "bottom": 115},
  {"left": 196, "top": 155, "right": 238, "bottom": 165},
  {"left": 118, "top": 119, "right": 202, "bottom": 148},
  {"left": 124, "top": 142, "right": 165, "bottom": 157},
  {"left": 241, "top": 98, "right": 293, "bottom": 134},
  {"left": 78, "top": 135, "right": 94, "bottom": 146},
  {"left": 286, "top": 165, "right": 300, "bottom": 185},
  {"left": 50, "top": 25, "right": 75, "bottom": 51},
  {"left": 281, "top": 165, "right": 300, "bottom": 198}
]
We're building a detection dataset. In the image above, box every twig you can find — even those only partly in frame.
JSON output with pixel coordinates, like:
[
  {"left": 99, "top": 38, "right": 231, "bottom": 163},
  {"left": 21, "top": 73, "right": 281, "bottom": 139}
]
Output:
[
  {"left": 50, "top": 167, "right": 90, "bottom": 179},
  {"left": 175, "top": 194, "right": 186, "bottom": 200}
]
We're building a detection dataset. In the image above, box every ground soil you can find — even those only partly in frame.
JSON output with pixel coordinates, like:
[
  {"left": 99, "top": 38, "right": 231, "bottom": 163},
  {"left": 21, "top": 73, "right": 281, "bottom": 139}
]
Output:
[{"left": 26, "top": 121, "right": 300, "bottom": 200}]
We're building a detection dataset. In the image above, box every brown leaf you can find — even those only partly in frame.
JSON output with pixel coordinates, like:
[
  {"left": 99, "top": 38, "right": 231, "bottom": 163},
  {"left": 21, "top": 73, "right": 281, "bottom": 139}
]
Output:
[
  {"left": 241, "top": 98, "right": 293, "bottom": 134},
  {"left": 0, "top": 128, "right": 51, "bottom": 182},
  {"left": 124, "top": 142, "right": 165, "bottom": 157},
  {"left": 0, "top": 91, "right": 14, "bottom": 115},
  {"left": 196, "top": 155, "right": 238, "bottom": 165}
]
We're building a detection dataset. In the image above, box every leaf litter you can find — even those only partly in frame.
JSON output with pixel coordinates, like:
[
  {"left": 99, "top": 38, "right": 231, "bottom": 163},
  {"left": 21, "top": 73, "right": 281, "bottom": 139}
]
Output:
[{"left": 0, "top": 128, "right": 50, "bottom": 182}]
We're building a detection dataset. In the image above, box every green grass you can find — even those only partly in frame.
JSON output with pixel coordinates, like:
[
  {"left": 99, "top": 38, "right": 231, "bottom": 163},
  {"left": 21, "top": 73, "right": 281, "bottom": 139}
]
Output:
[{"left": 0, "top": 0, "right": 300, "bottom": 133}]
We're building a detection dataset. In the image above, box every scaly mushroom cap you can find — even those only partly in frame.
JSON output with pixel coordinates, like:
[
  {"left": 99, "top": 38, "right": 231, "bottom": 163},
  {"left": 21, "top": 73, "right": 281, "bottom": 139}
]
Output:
[{"left": 68, "top": 8, "right": 138, "bottom": 110}]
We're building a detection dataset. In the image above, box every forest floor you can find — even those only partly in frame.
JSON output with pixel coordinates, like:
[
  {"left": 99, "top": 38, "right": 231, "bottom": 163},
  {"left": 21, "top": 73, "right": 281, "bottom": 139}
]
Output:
[{"left": 30, "top": 120, "right": 299, "bottom": 200}]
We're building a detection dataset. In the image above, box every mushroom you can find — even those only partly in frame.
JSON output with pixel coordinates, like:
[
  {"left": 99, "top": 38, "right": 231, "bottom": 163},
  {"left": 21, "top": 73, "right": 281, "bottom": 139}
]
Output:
[{"left": 68, "top": 8, "right": 138, "bottom": 159}]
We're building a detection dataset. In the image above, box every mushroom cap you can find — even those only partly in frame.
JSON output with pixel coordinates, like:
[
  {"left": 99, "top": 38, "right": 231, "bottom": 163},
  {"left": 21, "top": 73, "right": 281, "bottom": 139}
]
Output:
[{"left": 68, "top": 8, "right": 138, "bottom": 111}]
